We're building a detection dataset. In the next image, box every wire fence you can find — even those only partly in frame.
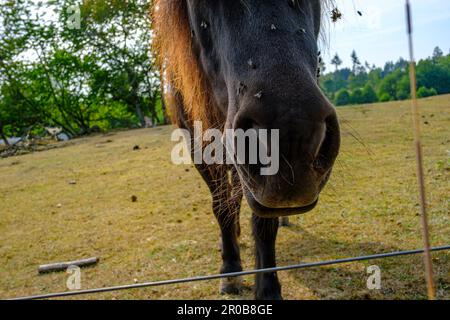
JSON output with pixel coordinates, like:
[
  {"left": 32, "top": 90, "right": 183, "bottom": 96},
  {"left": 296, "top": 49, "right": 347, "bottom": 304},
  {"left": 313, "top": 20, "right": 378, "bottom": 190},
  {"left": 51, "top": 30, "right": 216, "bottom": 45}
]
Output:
[{"left": 9, "top": 245, "right": 450, "bottom": 300}]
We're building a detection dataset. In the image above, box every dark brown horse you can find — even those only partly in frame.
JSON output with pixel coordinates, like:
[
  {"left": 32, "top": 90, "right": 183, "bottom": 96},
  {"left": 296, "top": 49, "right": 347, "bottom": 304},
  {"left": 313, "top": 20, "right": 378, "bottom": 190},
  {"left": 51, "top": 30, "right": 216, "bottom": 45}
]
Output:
[{"left": 153, "top": 0, "right": 340, "bottom": 299}]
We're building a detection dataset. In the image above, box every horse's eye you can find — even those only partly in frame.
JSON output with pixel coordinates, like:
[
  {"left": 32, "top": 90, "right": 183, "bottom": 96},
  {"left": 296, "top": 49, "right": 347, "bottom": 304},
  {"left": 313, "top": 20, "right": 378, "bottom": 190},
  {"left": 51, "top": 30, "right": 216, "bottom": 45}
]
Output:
[{"left": 192, "top": 18, "right": 213, "bottom": 54}]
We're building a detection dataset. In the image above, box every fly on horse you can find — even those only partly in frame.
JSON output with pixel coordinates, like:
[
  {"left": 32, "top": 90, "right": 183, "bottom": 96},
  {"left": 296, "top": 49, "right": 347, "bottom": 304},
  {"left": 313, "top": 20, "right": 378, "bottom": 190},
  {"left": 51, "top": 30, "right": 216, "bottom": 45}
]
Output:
[{"left": 153, "top": 0, "right": 340, "bottom": 300}]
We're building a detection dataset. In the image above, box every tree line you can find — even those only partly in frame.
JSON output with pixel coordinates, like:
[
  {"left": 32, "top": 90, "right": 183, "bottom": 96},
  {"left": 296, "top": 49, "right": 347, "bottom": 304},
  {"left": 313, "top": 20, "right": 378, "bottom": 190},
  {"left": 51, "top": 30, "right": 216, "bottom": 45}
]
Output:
[{"left": 320, "top": 47, "right": 450, "bottom": 107}]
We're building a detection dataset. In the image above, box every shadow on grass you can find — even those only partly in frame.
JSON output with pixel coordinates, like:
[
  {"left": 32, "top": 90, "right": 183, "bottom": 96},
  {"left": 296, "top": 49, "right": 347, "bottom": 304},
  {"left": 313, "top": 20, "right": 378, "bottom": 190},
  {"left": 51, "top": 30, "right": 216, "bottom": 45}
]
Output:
[{"left": 275, "top": 225, "right": 448, "bottom": 299}]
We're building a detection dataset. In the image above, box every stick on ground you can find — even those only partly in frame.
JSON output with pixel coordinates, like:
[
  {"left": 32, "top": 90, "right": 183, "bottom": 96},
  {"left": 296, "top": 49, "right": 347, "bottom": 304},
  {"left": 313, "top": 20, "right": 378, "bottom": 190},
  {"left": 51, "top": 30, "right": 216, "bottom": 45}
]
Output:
[{"left": 38, "top": 257, "right": 99, "bottom": 274}]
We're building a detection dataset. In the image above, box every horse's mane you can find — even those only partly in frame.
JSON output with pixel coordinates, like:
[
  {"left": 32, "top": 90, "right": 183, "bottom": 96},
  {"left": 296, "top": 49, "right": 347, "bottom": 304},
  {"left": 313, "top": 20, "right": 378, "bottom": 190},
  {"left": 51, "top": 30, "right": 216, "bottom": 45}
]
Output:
[{"left": 152, "top": 0, "right": 334, "bottom": 130}]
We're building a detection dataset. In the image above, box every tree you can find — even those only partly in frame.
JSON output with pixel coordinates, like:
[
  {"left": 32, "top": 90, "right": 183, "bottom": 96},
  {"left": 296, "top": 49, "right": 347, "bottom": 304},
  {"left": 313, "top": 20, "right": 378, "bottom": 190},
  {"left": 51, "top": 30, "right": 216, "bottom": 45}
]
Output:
[
  {"left": 417, "top": 58, "right": 450, "bottom": 94},
  {"left": 0, "top": 1, "right": 64, "bottom": 135},
  {"left": 348, "top": 70, "right": 368, "bottom": 91},
  {"left": 417, "top": 87, "right": 437, "bottom": 98},
  {"left": 368, "top": 67, "right": 383, "bottom": 88},
  {"left": 350, "top": 89, "right": 364, "bottom": 104},
  {"left": 351, "top": 50, "right": 361, "bottom": 74},
  {"left": 396, "top": 75, "right": 410, "bottom": 100},
  {"left": 394, "top": 57, "right": 408, "bottom": 71},
  {"left": 0, "top": 120, "right": 8, "bottom": 145},
  {"left": 383, "top": 61, "right": 395, "bottom": 77},
  {"left": 378, "top": 70, "right": 405, "bottom": 100},
  {"left": 331, "top": 53, "right": 343, "bottom": 72},
  {"left": 335, "top": 89, "right": 351, "bottom": 106},
  {"left": 79, "top": 0, "right": 162, "bottom": 127},
  {"left": 0, "top": 0, "right": 162, "bottom": 138},
  {"left": 432, "top": 46, "right": 443, "bottom": 61},
  {"left": 379, "top": 92, "right": 392, "bottom": 102},
  {"left": 361, "top": 84, "right": 378, "bottom": 104}
]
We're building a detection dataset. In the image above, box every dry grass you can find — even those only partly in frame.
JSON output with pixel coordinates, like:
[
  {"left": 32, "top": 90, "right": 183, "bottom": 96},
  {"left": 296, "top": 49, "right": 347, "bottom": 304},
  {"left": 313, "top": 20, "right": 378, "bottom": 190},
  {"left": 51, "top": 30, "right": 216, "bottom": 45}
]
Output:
[{"left": 0, "top": 95, "right": 449, "bottom": 300}]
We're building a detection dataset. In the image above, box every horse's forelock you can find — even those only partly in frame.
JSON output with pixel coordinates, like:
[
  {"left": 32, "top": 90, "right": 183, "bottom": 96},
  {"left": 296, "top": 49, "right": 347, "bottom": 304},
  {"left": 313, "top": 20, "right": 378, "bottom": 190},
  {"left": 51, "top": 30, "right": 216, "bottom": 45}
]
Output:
[{"left": 152, "top": 0, "right": 221, "bottom": 130}]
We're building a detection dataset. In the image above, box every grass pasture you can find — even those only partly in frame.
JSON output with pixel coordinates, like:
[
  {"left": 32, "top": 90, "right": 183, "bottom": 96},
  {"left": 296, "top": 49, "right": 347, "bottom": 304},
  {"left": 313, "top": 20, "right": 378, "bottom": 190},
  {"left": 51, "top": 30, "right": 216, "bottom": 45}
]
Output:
[{"left": 0, "top": 95, "right": 449, "bottom": 300}]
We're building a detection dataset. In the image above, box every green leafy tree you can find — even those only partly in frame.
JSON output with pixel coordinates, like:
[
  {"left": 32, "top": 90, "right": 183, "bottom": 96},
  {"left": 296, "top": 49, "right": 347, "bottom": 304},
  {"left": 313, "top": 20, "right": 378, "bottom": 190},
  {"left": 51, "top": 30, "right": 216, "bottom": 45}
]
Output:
[
  {"left": 383, "top": 61, "right": 395, "bottom": 77},
  {"left": 0, "top": 0, "right": 161, "bottom": 139},
  {"left": 79, "top": 0, "right": 162, "bottom": 127},
  {"left": 416, "top": 58, "right": 450, "bottom": 94},
  {"left": 432, "top": 46, "right": 443, "bottom": 61},
  {"left": 350, "top": 89, "right": 364, "bottom": 104},
  {"left": 348, "top": 71, "right": 368, "bottom": 91},
  {"left": 378, "top": 70, "right": 404, "bottom": 101},
  {"left": 361, "top": 84, "right": 378, "bottom": 103},
  {"left": 417, "top": 86, "right": 437, "bottom": 98},
  {"left": 379, "top": 92, "right": 392, "bottom": 102},
  {"left": 367, "top": 68, "right": 383, "bottom": 90},
  {"left": 396, "top": 75, "right": 410, "bottom": 100},
  {"left": 335, "top": 89, "right": 351, "bottom": 106}
]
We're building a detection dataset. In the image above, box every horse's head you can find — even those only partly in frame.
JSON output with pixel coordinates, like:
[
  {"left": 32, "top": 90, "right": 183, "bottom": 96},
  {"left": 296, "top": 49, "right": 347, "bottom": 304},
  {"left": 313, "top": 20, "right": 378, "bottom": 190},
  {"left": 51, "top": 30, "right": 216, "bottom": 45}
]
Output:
[{"left": 186, "top": 0, "right": 340, "bottom": 217}]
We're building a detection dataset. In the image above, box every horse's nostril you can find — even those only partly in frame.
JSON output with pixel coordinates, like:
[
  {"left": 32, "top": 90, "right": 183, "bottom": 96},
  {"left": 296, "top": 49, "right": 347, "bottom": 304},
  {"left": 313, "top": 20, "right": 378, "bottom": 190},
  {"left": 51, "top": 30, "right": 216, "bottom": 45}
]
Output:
[
  {"left": 313, "top": 114, "right": 340, "bottom": 173},
  {"left": 312, "top": 124, "right": 327, "bottom": 159}
]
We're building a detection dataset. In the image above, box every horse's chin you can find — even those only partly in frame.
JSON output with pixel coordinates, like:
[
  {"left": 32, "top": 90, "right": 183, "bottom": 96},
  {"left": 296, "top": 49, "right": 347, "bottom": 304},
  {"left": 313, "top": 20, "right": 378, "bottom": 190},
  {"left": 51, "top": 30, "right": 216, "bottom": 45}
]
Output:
[{"left": 244, "top": 188, "right": 318, "bottom": 218}]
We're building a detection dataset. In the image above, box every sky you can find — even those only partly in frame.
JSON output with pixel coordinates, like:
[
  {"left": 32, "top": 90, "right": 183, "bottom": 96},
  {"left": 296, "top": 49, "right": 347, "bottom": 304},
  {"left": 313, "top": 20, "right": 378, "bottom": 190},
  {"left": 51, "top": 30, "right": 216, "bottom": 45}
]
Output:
[
  {"left": 322, "top": 0, "right": 450, "bottom": 71},
  {"left": 2, "top": 0, "right": 449, "bottom": 71}
]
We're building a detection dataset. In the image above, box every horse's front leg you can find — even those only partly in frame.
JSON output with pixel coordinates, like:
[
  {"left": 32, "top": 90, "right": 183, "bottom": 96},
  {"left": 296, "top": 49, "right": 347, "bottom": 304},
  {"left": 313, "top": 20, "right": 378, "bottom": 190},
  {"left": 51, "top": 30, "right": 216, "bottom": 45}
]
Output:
[
  {"left": 173, "top": 86, "right": 243, "bottom": 294},
  {"left": 252, "top": 214, "right": 282, "bottom": 300},
  {"left": 213, "top": 193, "right": 243, "bottom": 295},
  {"left": 197, "top": 165, "right": 243, "bottom": 295}
]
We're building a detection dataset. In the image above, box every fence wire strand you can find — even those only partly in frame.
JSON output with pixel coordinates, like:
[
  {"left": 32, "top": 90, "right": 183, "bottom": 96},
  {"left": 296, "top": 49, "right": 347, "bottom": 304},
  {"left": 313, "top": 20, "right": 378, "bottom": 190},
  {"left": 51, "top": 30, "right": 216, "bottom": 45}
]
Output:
[{"left": 9, "top": 245, "right": 450, "bottom": 300}]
